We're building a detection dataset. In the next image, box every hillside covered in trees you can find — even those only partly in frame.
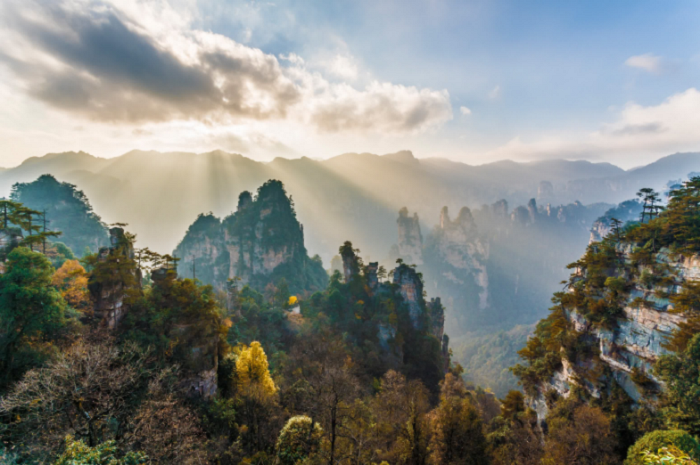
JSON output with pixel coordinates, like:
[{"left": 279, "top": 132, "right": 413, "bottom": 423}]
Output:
[
  {"left": 3, "top": 177, "right": 700, "bottom": 464},
  {"left": 511, "top": 177, "right": 700, "bottom": 464},
  {"left": 9, "top": 174, "right": 109, "bottom": 256},
  {"left": 0, "top": 181, "right": 481, "bottom": 464}
]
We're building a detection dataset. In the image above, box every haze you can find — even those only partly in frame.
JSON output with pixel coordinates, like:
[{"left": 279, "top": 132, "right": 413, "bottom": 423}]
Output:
[{"left": 1, "top": 0, "right": 700, "bottom": 168}]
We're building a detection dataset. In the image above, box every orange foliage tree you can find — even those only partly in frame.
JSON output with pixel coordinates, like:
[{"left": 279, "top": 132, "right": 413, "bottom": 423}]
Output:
[{"left": 52, "top": 260, "right": 91, "bottom": 313}]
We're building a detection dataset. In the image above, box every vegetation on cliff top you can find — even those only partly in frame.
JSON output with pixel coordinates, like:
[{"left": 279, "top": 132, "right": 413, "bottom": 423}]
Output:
[
  {"left": 510, "top": 177, "right": 700, "bottom": 463},
  {"left": 1, "top": 196, "right": 498, "bottom": 464},
  {"left": 175, "top": 180, "right": 327, "bottom": 296},
  {"left": 10, "top": 174, "right": 109, "bottom": 256},
  {"left": 4, "top": 177, "right": 700, "bottom": 463}
]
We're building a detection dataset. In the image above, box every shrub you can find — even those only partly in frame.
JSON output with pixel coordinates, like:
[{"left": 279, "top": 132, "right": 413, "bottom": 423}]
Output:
[
  {"left": 625, "top": 430, "right": 700, "bottom": 465},
  {"left": 54, "top": 436, "right": 147, "bottom": 465},
  {"left": 276, "top": 416, "right": 323, "bottom": 465}
]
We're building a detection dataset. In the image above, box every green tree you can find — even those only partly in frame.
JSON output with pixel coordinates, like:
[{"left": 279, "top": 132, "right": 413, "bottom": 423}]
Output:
[
  {"left": 610, "top": 217, "right": 624, "bottom": 242},
  {"left": 625, "top": 430, "right": 700, "bottom": 465},
  {"left": 655, "top": 334, "right": 700, "bottom": 436},
  {"left": 665, "top": 280, "right": 700, "bottom": 352},
  {"left": 54, "top": 436, "right": 147, "bottom": 465},
  {"left": 373, "top": 370, "right": 430, "bottom": 465},
  {"left": 276, "top": 416, "right": 323, "bottom": 465},
  {"left": 428, "top": 374, "right": 488, "bottom": 465},
  {"left": 11, "top": 175, "right": 109, "bottom": 254},
  {"left": 122, "top": 269, "right": 223, "bottom": 369},
  {"left": 0, "top": 247, "right": 68, "bottom": 384},
  {"left": 542, "top": 403, "right": 618, "bottom": 465}
]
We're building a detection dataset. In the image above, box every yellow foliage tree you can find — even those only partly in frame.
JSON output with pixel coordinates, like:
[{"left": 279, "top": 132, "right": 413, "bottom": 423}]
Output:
[
  {"left": 235, "top": 342, "right": 279, "bottom": 453},
  {"left": 236, "top": 341, "right": 277, "bottom": 398},
  {"left": 52, "top": 260, "right": 91, "bottom": 313}
]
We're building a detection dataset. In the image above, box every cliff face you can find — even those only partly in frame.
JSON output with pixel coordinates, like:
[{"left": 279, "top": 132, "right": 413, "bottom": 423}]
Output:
[
  {"left": 393, "top": 199, "right": 610, "bottom": 334},
  {"left": 391, "top": 262, "right": 449, "bottom": 369},
  {"left": 393, "top": 264, "right": 425, "bottom": 328},
  {"left": 175, "top": 180, "right": 327, "bottom": 294},
  {"left": 89, "top": 227, "right": 142, "bottom": 329},
  {"left": 527, "top": 245, "right": 696, "bottom": 423},
  {"left": 397, "top": 207, "right": 423, "bottom": 265},
  {"left": 429, "top": 206, "right": 489, "bottom": 310}
]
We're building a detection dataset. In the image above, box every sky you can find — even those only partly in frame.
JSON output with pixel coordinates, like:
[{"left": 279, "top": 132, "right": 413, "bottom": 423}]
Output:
[{"left": 0, "top": 0, "right": 699, "bottom": 168}]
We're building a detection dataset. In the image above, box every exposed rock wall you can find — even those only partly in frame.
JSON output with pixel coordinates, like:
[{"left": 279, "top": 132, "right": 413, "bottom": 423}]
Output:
[
  {"left": 391, "top": 262, "right": 449, "bottom": 370},
  {"left": 528, "top": 245, "right": 695, "bottom": 423},
  {"left": 428, "top": 297, "right": 445, "bottom": 341},
  {"left": 341, "top": 242, "right": 360, "bottom": 284},
  {"left": 90, "top": 227, "right": 141, "bottom": 329},
  {"left": 394, "top": 198, "right": 609, "bottom": 334},
  {"left": 397, "top": 207, "right": 423, "bottom": 265},
  {"left": 426, "top": 206, "right": 489, "bottom": 311},
  {"left": 393, "top": 264, "right": 424, "bottom": 328},
  {"left": 366, "top": 261, "right": 379, "bottom": 291},
  {"left": 175, "top": 181, "right": 327, "bottom": 294}
]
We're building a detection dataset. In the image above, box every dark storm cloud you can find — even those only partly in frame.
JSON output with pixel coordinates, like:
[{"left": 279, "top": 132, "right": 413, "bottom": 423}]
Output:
[
  {"left": 1, "top": 1, "right": 299, "bottom": 123},
  {"left": 0, "top": 0, "right": 451, "bottom": 133}
]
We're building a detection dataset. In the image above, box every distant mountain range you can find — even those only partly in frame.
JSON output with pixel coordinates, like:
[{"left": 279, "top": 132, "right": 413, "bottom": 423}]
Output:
[{"left": 1, "top": 150, "right": 698, "bottom": 262}]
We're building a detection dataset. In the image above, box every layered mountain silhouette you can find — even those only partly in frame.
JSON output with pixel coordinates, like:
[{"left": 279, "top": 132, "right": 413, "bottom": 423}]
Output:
[{"left": 1, "top": 150, "right": 698, "bottom": 263}]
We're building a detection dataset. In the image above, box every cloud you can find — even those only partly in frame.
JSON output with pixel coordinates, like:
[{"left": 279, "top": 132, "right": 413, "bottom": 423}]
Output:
[
  {"left": 323, "top": 54, "right": 360, "bottom": 81},
  {"left": 460, "top": 106, "right": 472, "bottom": 115},
  {"left": 605, "top": 122, "right": 666, "bottom": 136},
  {"left": 132, "top": 128, "right": 153, "bottom": 136},
  {"left": 308, "top": 82, "right": 452, "bottom": 133},
  {"left": 0, "top": 0, "right": 452, "bottom": 135},
  {"left": 483, "top": 88, "right": 700, "bottom": 166},
  {"left": 488, "top": 85, "right": 501, "bottom": 99},
  {"left": 625, "top": 53, "right": 663, "bottom": 74}
]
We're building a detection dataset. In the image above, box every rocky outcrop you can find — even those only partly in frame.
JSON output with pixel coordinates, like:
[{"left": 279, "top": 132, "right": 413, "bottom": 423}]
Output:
[
  {"left": 366, "top": 262, "right": 379, "bottom": 291},
  {"left": 397, "top": 207, "right": 423, "bottom": 265},
  {"left": 395, "top": 198, "right": 609, "bottom": 335},
  {"left": 341, "top": 242, "right": 360, "bottom": 284},
  {"left": 90, "top": 227, "right": 141, "bottom": 329},
  {"left": 174, "top": 180, "right": 327, "bottom": 294},
  {"left": 589, "top": 219, "right": 612, "bottom": 244},
  {"left": 528, "top": 245, "right": 694, "bottom": 423},
  {"left": 492, "top": 199, "right": 509, "bottom": 218},
  {"left": 391, "top": 262, "right": 448, "bottom": 370},
  {"left": 425, "top": 206, "right": 489, "bottom": 311},
  {"left": 511, "top": 205, "right": 530, "bottom": 225},
  {"left": 527, "top": 198, "right": 538, "bottom": 224},
  {"left": 509, "top": 199, "right": 543, "bottom": 225},
  {"left": 393, "top": 264, "right": 424, "bottom": 329},
  {"left": 427, "top": 297, "right": 445, "bottom": 341}
]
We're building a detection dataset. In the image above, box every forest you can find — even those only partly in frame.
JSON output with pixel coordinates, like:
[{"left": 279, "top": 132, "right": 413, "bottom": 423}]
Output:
[{"left": 1, "top": 177, "right": 700, "bottom": 464}]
